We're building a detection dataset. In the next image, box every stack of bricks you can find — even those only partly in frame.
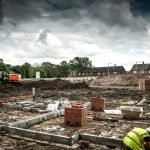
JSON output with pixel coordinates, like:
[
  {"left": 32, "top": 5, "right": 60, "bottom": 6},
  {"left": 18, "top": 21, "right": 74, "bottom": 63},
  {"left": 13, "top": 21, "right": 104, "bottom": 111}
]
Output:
[
  {"left": 65, "top": 103, "right": 87, "bottom": 127},
  {"left": 91, "top": 96, "right": 105, "bottom": 111},
  {"left": 139, "top": 79, "right": 150, "bottom": 91}
]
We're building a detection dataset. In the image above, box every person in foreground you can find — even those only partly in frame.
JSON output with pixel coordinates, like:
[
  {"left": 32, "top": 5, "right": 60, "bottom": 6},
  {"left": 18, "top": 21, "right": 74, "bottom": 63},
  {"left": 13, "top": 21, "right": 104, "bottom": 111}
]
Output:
[{"left": 123, "top": 127, "right": 150, "bottom": 150}]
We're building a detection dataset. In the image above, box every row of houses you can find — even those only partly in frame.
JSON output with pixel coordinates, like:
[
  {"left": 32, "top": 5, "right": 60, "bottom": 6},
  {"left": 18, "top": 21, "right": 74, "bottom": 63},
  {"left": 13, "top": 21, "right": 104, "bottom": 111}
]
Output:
[{"left": 70, "top": 62, "right": 150, "bottom": 77}]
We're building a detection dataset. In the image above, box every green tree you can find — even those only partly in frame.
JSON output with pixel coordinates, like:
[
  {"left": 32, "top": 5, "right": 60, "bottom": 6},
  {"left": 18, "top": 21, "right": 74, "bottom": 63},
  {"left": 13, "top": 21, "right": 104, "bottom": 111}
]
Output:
[
  {"left": 60, "top": 61, "right": 69, "bottom": 77},
  {"left": 30, "top": 66, "right": 46, "bottom": 78},
  {"left": 69, "top": 57, "right": 93, "bottom": 72},
  {"left": 0, "top": 62, "right": 9, "bottom": 72},
  {"left": 20, "top": 63, "right": 32, "bottom": 78},
  {"left": 41, "top": 62, "right": 56, "bottom": 78},
  {"left": 11, "top": 65, "right": 22, "bottom": 74}
]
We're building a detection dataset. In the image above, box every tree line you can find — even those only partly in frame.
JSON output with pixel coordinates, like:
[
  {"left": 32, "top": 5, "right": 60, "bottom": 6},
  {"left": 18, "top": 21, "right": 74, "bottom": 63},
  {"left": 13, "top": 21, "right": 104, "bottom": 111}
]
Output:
[{"left": 0, "top": 57, "right": 93, "bottom": 78}]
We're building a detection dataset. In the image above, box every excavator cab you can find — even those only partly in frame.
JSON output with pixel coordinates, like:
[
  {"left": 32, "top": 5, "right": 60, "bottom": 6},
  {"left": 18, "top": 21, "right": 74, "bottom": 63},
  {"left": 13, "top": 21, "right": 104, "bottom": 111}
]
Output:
[{"left": 0, "top": 70, "right": 9, "bottom": 83}]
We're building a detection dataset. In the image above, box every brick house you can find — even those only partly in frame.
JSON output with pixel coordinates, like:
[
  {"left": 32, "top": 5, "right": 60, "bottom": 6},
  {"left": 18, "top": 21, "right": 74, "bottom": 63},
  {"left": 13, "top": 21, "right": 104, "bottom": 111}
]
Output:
[
  {"left": 130, "top": 62, "right": 150, "bottom": 75},
  {"left": 70, "top": 65, "right": 126, "bottom": 77}
]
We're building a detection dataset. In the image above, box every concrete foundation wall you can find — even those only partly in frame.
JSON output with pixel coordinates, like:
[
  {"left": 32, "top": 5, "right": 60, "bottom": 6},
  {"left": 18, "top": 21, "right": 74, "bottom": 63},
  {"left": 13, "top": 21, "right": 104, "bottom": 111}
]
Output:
[
  {"left": 1, "top": 123, "right": 125, "bottom": 147},
  {"left": 10, "top": 110, "right": 63, "bottom": 128},
  {"left": 6, "top": 126, "right": 72, "bottom": 145},
  {"left": 1, "top": 109, "right": 125, "bottom": 147}
]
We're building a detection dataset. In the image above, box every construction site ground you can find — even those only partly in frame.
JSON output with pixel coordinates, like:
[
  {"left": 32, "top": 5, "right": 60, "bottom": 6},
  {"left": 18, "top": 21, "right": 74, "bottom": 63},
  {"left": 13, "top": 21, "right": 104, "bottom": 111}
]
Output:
[{"left": 0, "top": 75, "right": 150, "bottom": 150}]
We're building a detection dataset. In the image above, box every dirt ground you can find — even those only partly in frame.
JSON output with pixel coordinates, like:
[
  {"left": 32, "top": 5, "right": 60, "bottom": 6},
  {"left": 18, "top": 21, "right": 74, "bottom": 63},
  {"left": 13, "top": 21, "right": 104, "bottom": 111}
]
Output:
[
  {"left": 0, "top": 75, "right": 150, "bottom": 150},
  {"left": 0, "top": 107, "right": 39, "bottom": 122}
]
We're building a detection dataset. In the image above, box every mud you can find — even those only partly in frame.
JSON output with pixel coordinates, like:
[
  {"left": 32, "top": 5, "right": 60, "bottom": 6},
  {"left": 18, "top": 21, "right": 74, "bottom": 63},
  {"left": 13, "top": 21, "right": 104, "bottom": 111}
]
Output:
[{"left": 0, "top": 77, "right": 150, "bottom": 150}]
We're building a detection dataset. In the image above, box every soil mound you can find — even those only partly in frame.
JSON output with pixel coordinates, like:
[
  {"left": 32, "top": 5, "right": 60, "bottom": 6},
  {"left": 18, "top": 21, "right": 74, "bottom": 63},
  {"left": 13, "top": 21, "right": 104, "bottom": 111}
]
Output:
[
  {"left": 0, "top": 79, "right": 88, "bottom": 98},
  {"left": 0, "top": 79, "right": 88, "bottom": 91},
  {"left": 89, "top": 75, "right": 145, "bottom": 86}
]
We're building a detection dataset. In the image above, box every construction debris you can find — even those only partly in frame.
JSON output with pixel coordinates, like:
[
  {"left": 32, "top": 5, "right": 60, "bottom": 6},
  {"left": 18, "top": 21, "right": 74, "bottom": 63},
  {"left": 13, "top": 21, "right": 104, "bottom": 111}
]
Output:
[
  {"left": 0, "top": 76, "right": 150, "bottom": 150},
  {"left": 120, "top": 106, "right": 143, "bottom": 119}
]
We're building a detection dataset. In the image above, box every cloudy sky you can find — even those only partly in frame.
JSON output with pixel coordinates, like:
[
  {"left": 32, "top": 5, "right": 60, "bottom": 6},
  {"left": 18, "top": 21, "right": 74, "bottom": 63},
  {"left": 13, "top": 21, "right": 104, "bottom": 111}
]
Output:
[{"left": 0, "top": 0, "right": 150, "bottom": 70}]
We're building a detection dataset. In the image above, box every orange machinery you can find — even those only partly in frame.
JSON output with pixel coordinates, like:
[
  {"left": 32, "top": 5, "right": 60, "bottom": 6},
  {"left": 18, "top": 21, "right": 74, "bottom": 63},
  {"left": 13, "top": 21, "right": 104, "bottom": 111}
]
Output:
[
  {"left": 8, "top": 74, "right": 21, "bottom": 82},
  {"left": 0, "top": 70, "right": 21, "bottom": 83}
]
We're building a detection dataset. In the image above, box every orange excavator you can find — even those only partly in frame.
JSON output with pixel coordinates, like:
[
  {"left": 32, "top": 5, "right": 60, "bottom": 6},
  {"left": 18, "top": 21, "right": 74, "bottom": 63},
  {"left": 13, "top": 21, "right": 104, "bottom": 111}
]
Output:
[{"left": 0, "top": 68, "right": 21, "bottom": 83}]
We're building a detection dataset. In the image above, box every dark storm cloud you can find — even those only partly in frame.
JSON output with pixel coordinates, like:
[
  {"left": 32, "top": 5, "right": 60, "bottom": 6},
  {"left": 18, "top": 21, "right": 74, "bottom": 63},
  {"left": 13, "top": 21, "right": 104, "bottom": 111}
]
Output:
[
  {"left": 0, "top": 0, "right": 149, "bottom": 28},
  {"left": 1, "top": 0, "right": 93, "bottom": 22},
  {"left": 131, "top": 0, "right": 150, "bottom": 16},
  {"left": 0, "top": 0, "right": 3, "bottom": 23},
  {"left": 46, "top": 0, "right": 93, "bottom": 10},
  {"left": 2, "top": 0, "right": 42, "bottom": 22},
  {"left": 87, "top": 0, "right": 130, "bottom": 27}
]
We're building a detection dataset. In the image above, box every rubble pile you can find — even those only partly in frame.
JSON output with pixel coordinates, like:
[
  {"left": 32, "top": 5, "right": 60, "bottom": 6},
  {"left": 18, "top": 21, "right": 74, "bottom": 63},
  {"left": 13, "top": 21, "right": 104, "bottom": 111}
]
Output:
[{"left": 89, "top": 75, "right": 140, "bottom": 86}]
